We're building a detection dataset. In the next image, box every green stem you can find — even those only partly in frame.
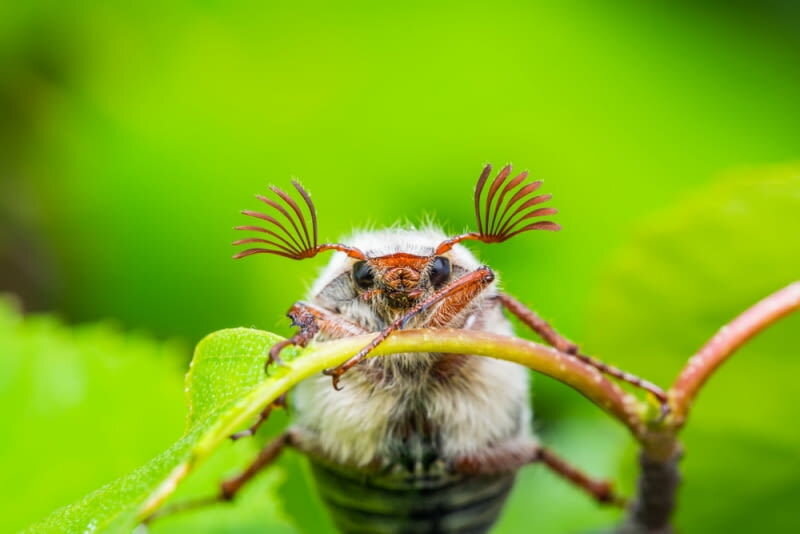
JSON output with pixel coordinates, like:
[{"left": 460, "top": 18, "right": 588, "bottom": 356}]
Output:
[{"left": 139, "top": 327, "right": 647, "bottom": 519}]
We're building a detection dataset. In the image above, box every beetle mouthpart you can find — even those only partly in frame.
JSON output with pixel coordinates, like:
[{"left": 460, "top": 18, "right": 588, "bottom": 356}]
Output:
[
  {"left": 387, "top": 288, "right": 424, "bottom": 300},
  {"left": 384, "top": 267, "right": 421, "bottom": 291},
  {"left": 385, "top": 288, "right": 425, "bottom": 309}
]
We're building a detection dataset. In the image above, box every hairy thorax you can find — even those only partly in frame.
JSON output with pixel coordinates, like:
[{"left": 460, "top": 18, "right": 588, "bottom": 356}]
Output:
[{"left": 292, "top": 299, "right": 532, "bottom": 471}]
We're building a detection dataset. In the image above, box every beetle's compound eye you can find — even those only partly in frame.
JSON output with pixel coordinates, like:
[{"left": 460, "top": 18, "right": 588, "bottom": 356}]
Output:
[
  {"left": 353, "top": 261, "right": 375, "bottom": 289},
  {"left": 429, "top": 256, "right": 451, "bottom": 289}
]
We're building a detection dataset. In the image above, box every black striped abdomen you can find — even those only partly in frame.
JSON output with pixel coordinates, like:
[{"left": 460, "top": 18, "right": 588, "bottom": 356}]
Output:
[{"left": 310, "top": 461, "right": 516, "bottom": 534}]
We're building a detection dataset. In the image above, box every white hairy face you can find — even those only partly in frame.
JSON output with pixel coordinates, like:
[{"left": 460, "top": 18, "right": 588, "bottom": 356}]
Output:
[{"left": 309, "top": 227, "right": 488, "bottom": 330}]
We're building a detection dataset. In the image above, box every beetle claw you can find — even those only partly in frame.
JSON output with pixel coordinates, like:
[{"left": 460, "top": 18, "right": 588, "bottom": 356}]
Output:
[{"left": 322, "top": 367, "right": 345, "bottom": 391}]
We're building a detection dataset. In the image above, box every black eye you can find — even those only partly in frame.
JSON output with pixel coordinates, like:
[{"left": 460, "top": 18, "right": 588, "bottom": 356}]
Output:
[
  {"left": 429, "top": 256, "right": 451, "bottom": 288},
  {"left": 353, "top": 261, "right": 374, "bottom": 289}
]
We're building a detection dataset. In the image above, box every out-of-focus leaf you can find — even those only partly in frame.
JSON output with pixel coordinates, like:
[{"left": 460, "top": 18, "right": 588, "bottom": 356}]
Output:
[
  {"left": 586, "top": 165, "right": 800, "bottom": 532},
  {"left": 0, "top": 298, "right": 186, "bottom": 532}
]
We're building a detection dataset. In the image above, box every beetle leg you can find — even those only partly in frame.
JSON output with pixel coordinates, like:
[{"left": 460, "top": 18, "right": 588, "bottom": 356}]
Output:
[
  {"left": 453, "top": 440, "right": 625, "bottom": 507},
  {"left": 230, "top": 394, "right": 287, "bottom": 441},
  {"left": 267, "top": 301, "right": 367, "bottom": 373},
  {"left": 497, "top": 293, "right": 669, "bottom": 413},
  {"left": 535, "top": 447, "right": 626, "bottom": 507},
  {"left": 143, "top": 429, "right": 308, "bottom": 525},
  {"left": 323, "top": 267, "right": 496, "bottom": 390},
  {"left": 218, "top": 431, "right": 295, "bottom": 501},
  {"left": 265, "top": 305, "right": 318, "bottom": 371}
]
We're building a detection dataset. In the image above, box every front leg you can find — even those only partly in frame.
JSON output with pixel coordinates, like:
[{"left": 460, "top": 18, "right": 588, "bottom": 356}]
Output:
[
  {"left": 267, "top": 301, "right": 368, "bottom": 371},
  {"left": 453, "top": 439, "right": 625, "bottom": 507},
  {"left": 322, "top": 266, "right": 496, "bottom": 390},
  {"left": 497, "top": 293, "right": 668, "bottom": 407}
]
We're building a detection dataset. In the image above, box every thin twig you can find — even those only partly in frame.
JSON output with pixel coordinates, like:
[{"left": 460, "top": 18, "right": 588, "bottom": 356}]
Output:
[
  {"left": 669, "top": 282, "right": 800, "bottom": 428},
  {"left": 623, "top": 281, "right": 800, "bottom": 533}
]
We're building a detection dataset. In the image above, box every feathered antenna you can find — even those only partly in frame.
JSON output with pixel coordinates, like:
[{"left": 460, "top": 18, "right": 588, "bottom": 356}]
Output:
[
  {"left": 436, "top": 164, "right": 560, "bottom": 254},
  {"left": 234, "top": 181, "right": 366, "bottom": 260}
]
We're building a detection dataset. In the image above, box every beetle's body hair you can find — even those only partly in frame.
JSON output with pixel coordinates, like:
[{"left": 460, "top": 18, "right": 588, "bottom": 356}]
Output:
[{"left": 293, "top": 228, "right": 533, "bottom": 471}]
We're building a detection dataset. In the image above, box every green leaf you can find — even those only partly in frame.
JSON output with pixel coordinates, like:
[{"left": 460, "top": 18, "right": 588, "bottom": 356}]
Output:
[
  {"left": 23, "top": 328, "right": 299, "bottom": 534},
  {"left": 586, "top": 164, "right": 800, "bottom": 532}
]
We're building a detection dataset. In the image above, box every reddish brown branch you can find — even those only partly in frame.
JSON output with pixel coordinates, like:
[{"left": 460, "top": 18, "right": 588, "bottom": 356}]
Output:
[
  {"left": 624, "top": 282, "right": 800, "bottom": 533},
  {"left": 669, "top": 282, "right": 800, "bottom": 427}
]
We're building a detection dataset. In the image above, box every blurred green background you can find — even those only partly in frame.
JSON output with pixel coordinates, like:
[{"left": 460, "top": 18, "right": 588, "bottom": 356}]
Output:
[{"left": 2, "top": 1, "right": 799, "bottom": 532}]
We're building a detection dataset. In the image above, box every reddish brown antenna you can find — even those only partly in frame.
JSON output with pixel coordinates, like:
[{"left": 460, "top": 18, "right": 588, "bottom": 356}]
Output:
[
  {"left": 234, "top": 181, "right": 366, "bottom": 260},
  {"left": 435, "top": 164, "right": 560, "bottom": 254}
]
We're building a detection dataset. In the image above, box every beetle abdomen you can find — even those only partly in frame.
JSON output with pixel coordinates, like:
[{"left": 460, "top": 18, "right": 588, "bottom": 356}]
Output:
[{"left": 310, "top": 461, "right": 516, "bottom": 534}]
